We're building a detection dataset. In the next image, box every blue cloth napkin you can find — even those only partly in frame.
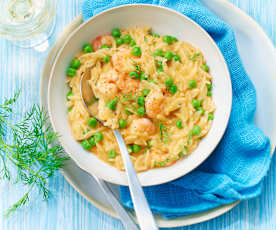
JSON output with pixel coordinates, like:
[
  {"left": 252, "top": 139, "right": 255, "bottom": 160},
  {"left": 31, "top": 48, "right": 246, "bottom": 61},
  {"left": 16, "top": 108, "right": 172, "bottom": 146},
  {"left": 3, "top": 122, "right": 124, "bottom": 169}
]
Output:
[{"left": 81, "top": 0, "right": 272, "bottom": 219}]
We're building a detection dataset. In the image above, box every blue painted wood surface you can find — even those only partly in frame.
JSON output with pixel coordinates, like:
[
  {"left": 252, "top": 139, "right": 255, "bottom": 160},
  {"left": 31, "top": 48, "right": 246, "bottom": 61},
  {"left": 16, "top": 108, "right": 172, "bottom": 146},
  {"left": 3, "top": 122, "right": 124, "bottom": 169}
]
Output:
[{"left": 0, "top": 0, "right": 275, "bottom": 229}]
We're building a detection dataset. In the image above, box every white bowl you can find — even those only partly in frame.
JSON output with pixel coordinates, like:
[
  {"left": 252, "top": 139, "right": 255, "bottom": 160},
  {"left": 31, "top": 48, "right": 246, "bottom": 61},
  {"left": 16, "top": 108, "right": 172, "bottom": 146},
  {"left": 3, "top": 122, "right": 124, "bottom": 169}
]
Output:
[{"left": 48, "top": 4, "right": 232, "bottom": 186}]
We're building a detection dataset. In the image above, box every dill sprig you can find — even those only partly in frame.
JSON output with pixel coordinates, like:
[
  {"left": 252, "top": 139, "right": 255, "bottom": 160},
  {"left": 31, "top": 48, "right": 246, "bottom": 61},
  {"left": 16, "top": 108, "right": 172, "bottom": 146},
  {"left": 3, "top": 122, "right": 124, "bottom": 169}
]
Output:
[
  {"left": 159, "top": 122, "right": 170, "bottom": 143},
  {"left": 187, "top": 51, "right": 201, "bottom": 61},
  {"left": 0, "top": 91, "right": 68, "bottom": 216}
]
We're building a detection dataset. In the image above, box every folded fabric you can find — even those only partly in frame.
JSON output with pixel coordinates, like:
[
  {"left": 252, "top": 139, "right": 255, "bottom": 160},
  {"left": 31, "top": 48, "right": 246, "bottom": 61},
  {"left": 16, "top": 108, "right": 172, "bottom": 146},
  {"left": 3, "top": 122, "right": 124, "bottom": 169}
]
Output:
[{"left": 81, "top": 0, "right": 272, "bottom": 219}]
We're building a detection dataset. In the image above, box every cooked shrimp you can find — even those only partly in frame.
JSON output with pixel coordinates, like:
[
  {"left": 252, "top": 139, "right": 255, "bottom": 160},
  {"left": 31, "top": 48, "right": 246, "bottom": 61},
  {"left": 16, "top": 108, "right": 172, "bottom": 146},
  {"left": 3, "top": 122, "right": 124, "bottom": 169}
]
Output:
[
  {"left": 116, "top": 73, "right": 140, "bottom": 93},
  {"left": 91, "top": 35, "right": 114, "bottom": 51},
  {"left": 94, "top": 70, "right": 118, "bottom": 100},
  {"left": 111, "top": 49, "right": 133, "bottom": 73},
  {"left": 145, "top": 89, "right": 164, "bottom": 119},
  {"left": 130, "top": 118, "right": 156, "bottom": 136}
]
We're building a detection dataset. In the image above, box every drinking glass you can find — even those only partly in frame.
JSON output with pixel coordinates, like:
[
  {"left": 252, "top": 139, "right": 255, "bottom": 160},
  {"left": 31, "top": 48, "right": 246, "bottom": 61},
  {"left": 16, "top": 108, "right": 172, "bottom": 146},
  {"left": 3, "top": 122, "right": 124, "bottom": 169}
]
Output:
[{"left": 0, "top": 0, "right": 57, "bottom": 49}]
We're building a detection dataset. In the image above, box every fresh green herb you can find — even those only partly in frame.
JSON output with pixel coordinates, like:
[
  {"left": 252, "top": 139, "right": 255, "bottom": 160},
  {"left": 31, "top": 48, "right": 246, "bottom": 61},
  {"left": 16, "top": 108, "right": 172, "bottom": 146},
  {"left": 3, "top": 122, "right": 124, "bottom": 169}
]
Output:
[
  {"left": 146, "top": 140, "right": 151, "bottom": 150},
  {"left": 179, "top": 145, "right": 188, "bottom": 157},
  {"left": 0, "top": 91, "right": 68, "bottom": 216},
  {"left": 159, "top": 122, "right": 170, "bottom": 143},
  {"left": 144, "top": 36, "right": 147, "bottom": 43},
  {"left": 135, "top": 64, "right": 142, "bottom": 73},
  {"left": 189, "top": 53, "right": 201, "bottom": 61},
  {"left": 125, "top": 108, "right": 133, "bottom": 115},
  {"left": 154, "top": 161, "right": 167, "bottom": 167}
]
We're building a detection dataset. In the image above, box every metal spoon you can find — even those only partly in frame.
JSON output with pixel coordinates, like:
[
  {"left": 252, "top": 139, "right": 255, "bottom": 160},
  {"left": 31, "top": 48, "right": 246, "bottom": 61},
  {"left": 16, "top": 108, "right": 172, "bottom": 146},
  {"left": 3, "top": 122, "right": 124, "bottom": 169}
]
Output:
[{"left": 80, "top": 70, "right": 158, "bottom": 230}]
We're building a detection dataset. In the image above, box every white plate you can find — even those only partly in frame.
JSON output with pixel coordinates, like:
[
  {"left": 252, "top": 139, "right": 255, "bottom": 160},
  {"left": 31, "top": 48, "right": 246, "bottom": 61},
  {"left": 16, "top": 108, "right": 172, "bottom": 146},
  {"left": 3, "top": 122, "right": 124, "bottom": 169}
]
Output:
[
  {"left": 47, "top": 4, "right": 232, "bottom": 186},
  {"left": 40, "top": 0, "right": 276, "bottom": 227}
]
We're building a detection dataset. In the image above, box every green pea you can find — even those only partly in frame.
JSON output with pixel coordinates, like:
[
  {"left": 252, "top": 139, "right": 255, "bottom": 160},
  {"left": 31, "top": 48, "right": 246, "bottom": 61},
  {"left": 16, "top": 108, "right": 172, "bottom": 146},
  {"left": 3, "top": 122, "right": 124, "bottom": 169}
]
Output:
[
  {"left": 115, "top": 37, "right": 124, "bottom": 46},
  {"left": 152, "top": 33, "right": 160, "bottom": 38},
  {"left": 137, "top": 96, "right": 145, "bottom": 106},
  {"left": 105, "top": 99, "right": 117, "bottom": 111},
  {"left": 169, "top": 85, "right": 178, "bottom": 94},
  {"left": 173, "top": 55, "right": 181, "bottom": 62},
  {"left": 89, "top": 137, "right": 96, "bottom": 147},
  {"left": 112, "top": 28, "right": 121, "bottom": 38},
  {"left": 206, "top": 83, "right": 212, "bottom": 91},
  {"left": 162, "top": 35, "right": 173, "bottom": 44},
  {"left": 132, "top": 144, "right": 141, "bottom": 153},
  {"left": 189, "top": 80, "right": 197, "bottom": 88},
  {"left": 176, "top": 120, "right": 183, "bottom": 129},
  {"left": 171, "top": 36, "right": 178, "bottom": 42},
  {"left": 137, "top": 107, "right": 146, "bottom": 116},
  {"left": 140, "top": 72, "right": 148, "bottom": 80},
  {"left": 70, "top": 59, "right": 81, "bottom": 69},
  {"left": 198, "top": 107, "right": 205, "bottom": 115},
  {"left": 83, "top": 44, "right": 93, "bottom": 53},
  {"left": 81, "top": 140, "right": 92, "bottom": 150},
  {"left": 129, "top": 71, "right": 140, "bottom": 79},
  {"left": 66, "top": 68, "right": 76, "bottom": 77},
  {"left": 108, "top": 150, "right": 116, "bottom": 159},
  {"left": 208, "top": 113, "right": 214, "bottom": 120},
  {"left": 94, "top": 132, "right": 103, "bottom": 142},
  {"left": 88, "top": 117, "right": 97, "bottom": 128},
  {"left": 201, "top": 64, "right": 209, "bottom": 72},
  {"left": 100, "top": 44, "right": 111, "bottom": 49},
  {"left": 132, "top": 46, "right": 142, "bottom": 56},
  {"left": 128, "top": 144, "right": 134, "bottom": 153},
  {"left": 192, "top": 99, "right": 201, "bottom": 108},
  {"left": 191, "top": 126, "right": 201, "bottom": 136},
  {"left": 207, "top": 90, "right": 212, "bottom": 96},
  {"left": 164, "top": 51, "right": 174, "bottom": 61},
  {"left": 130, "top": 40, "right": 136, "bottom": 47},
  {"left": 123, "top": 35, "right": 132, "bottom": 44},
  {"left": 102, "top": 56, "right": 111, "bottom": 63},
  {"left": 66, "top": 91, "right": 73, "bottom": 100},
  {"left": 165, "top": 78, "right": 174, "bottom": 87},
  {"left": 119, "top": 118, "right": 127, "bottom": 128},
  {"left": 154, "top": 49, "right": 164, "bottom": 57},
  {"left": 142, "top": 89, "right": 150, "bottom": 96},
  {"left": 67, "top": 107, "right": 72, "bottom": 112}
]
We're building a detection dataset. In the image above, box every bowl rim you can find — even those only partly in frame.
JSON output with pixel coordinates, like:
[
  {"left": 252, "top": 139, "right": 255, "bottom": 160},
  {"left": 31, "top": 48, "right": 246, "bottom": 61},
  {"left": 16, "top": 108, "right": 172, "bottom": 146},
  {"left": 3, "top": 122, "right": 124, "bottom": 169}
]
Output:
[{"left": 47, "top": 3, "right": 232, "bottom": 186}]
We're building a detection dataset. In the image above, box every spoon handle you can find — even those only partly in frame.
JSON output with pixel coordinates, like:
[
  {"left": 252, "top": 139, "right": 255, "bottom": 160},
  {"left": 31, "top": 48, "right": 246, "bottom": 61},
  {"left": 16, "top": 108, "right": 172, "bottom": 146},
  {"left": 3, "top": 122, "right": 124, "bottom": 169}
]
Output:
[
  {"left": 92, "top": 176, "right": 139, "bottom": 230},
  {"left": 113, "top": 130, "right": 159, "bottom": 230}
]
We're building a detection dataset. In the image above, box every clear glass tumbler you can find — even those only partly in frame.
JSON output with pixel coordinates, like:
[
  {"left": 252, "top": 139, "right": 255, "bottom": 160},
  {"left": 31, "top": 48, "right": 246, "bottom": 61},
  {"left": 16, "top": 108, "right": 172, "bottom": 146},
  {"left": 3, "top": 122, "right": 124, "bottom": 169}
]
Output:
[{"left": 0, "top": 0, "right": 57, "bottom": 49}]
